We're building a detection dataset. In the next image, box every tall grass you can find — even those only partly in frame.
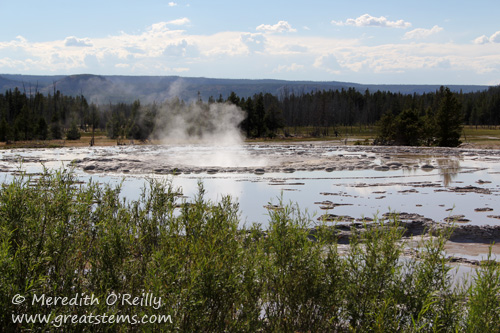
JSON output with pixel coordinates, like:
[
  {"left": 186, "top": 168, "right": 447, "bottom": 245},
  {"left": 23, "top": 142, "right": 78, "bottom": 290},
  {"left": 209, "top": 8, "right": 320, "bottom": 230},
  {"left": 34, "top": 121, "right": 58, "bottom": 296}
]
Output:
[{"left": 1, "top": 169, "right": 499, "bottom": 331}]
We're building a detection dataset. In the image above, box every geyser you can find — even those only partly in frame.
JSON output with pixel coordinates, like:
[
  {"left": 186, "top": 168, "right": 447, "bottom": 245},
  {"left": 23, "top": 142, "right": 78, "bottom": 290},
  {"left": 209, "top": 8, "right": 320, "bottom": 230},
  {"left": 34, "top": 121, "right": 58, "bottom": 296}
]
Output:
[
  {"left": 149, "top": 99, "right": 268, "bottom": 168},
  {"left": 154, "top": 100, "right": 245, "bottom": 146}
]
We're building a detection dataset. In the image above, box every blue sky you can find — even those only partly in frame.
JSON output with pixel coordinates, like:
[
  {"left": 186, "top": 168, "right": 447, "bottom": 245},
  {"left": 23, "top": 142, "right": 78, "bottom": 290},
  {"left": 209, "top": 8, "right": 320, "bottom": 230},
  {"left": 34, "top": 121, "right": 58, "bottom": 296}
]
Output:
[{"left": 1, "top": 0, "right": 499, "bottom": 85}]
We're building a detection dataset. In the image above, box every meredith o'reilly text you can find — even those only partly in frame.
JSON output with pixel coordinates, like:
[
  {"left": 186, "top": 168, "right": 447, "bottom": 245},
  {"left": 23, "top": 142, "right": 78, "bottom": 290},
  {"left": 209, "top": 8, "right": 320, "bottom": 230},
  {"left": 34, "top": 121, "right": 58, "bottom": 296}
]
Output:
[{"left": 31, "top": 293, "right": 163, "bottom": 310}]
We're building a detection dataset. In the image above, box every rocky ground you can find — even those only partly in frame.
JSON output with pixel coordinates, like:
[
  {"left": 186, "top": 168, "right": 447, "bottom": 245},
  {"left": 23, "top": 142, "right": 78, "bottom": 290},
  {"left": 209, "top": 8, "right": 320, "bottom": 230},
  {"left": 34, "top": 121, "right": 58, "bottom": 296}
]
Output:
[
  {"left": 72, "top": 142, "right": 500, "bottom": 175},
  {"left": 307, "top": 215, "right": 500, "bottom": 266}
]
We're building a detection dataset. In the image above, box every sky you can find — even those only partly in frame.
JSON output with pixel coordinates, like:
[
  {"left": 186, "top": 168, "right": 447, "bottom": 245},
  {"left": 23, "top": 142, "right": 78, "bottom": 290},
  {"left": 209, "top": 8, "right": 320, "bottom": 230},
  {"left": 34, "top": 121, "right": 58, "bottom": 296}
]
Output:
[{"left": 1, "top": 0, "right": 499, "bottom": 85}]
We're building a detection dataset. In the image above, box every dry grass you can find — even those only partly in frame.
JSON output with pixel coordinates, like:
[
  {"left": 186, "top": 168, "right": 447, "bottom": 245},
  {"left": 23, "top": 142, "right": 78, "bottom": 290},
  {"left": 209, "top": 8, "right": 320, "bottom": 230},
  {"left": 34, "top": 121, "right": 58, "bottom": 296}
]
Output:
[
  {"left": 461, "top": 126, "right": 500, "bottom": 148},
  {"left": 1, "top": 125, "right": 499, "bottom": 149},
  {"left": 0, "top": 135, "right": 160, "bottom": 149}
]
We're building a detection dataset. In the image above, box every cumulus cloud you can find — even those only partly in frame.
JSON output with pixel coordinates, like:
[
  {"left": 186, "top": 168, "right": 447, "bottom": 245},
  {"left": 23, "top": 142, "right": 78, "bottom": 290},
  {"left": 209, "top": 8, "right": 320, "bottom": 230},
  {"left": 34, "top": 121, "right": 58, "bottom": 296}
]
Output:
[
  {"left": 148, "top": 22, "right": 170, "bottom": 33},
  {"left": 256, "top": 21, "right": 297, "bottom": 33},
  {"left": 162, "top": 39, "right": 199, "bottom": 58},
  {"left": 196, "top": 31, "right": 249, "bottom": 57},
  {"left": 490, "top": 31, "right": 500, "bottom": 43},
  {"left": 473, "top": 35, "right": 490, "bottom": 45},
  {"left": 474, "top": 31, "right": 500, "bottom": 44},
  {"left": 64, "top": 36, "right": 93, "bottom": 47},
  {"left": 3, "top": 18, "right": 500, "bottom": 82},
  {"left": 167, "top": 17, "right": 190, "bottom": 26},
  {"left": 403, "top": 25, "right": 443, "bottom": 40},
  {"left": 332, "top": 14, "right": 411, "bottom": 29},
  {"left": 168, "top": 2, "right": 177, "bottom": 6}
]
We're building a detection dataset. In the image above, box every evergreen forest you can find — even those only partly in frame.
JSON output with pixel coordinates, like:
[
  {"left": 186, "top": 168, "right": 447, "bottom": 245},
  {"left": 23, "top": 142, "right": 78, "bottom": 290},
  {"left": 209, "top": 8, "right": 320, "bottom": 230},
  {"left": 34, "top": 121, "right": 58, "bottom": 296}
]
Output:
[{"left": 1, "top": 85, "right": 500, "bottom": 147}]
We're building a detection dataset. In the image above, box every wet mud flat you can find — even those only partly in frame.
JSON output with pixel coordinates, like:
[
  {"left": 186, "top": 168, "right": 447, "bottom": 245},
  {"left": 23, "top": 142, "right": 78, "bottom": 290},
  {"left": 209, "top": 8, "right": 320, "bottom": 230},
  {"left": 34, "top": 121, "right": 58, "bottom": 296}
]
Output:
[
  {"left": 307, "top": 216, "right": 500, "bottom": 266},
  {"left": 70, "top": 143, "right": 500, "bottom": 175}
]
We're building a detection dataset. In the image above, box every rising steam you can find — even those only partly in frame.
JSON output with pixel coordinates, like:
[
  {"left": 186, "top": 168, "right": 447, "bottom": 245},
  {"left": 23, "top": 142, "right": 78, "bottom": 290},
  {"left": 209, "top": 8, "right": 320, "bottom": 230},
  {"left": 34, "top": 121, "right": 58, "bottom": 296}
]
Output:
[
  {"left": 153, "top": 100, "right": 245, "bottom": 146},
  {"left": 146, "top": 98, "right": 267, "bottom": 168}
]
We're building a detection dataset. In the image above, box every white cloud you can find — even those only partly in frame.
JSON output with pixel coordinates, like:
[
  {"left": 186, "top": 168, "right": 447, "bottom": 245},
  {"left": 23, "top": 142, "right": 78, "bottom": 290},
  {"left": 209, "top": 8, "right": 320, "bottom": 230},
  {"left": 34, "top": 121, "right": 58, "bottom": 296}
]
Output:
[
  {"left": 3, "top": 20, "right": 500, "bottom": 82},
  {"left": 162, "top": 39, "right": 199, "bottom": 58},
  {"left": 403, "top": 25, "right": 443, "bottom": 40},
  {"left": 167, "top": 17, "right": 190, "bottom": 26},
  {"left": 168, "top": 2, "right": 177, "bottom": 6},
  {"left": 64, "top": 36, "right": 93, "bottom": 47},
  {"left": 473, "top": 35, "right": 490, "bottom": 45},
  {"left": 333, "top": 14, "right": 411, "bottom": 29},
  {"left": 490, "top": 31, "right": 500, "bottom": 43},
  {"left": 256, "top": 21, "right": 297, "bottom": 33},
  {"left": 473, "top": 31, "right": 500, "bottom": 44},
  {"left": 148, "top": 22, "right": 170, "bottom": 33},
  {"left": 195, "top": 31, "right": 249, "bottom": 57},
  {"left": 0, "top": 57, "right": 27, "bottom": 70}
]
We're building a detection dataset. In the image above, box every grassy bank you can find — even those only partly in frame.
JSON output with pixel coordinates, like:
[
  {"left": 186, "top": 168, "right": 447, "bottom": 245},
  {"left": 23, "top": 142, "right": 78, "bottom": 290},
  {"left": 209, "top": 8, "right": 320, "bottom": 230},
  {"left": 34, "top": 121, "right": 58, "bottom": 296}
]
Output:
[
  {"left": 1, "top": 126, "right": 499, "bottom": 149},
  {"left": 273, "top": 125, "right": 500, "bottom": 148},
  {"left": 1, "top": 169, "right": 500, "bottom": 331}
]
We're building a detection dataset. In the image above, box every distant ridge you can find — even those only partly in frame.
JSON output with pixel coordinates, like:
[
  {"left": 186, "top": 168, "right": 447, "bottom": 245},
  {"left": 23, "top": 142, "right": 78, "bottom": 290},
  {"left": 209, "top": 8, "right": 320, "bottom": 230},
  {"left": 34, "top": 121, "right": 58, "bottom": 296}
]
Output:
[{"left": 0, "top": 74, "right": 491, "bottom": 104}]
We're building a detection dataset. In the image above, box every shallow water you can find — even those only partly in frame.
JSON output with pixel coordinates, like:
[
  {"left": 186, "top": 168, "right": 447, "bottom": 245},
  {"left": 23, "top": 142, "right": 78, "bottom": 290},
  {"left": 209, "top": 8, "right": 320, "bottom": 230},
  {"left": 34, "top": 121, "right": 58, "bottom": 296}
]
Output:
[{"left": 1, "top": 144, "right": 499, "bottom": 228}]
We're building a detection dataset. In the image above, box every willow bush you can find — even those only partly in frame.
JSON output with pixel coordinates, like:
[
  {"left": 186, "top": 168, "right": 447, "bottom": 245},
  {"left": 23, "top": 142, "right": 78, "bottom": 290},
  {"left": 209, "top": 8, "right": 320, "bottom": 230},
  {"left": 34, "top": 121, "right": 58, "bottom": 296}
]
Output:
[{"left": 1, "top": 169, "right": 499, "bottom": 332}]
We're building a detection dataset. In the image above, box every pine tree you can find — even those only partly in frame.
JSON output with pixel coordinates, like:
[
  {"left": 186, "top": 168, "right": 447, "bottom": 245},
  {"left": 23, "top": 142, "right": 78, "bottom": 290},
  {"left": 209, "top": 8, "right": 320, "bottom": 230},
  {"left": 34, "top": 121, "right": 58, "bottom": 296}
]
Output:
[
  {"left": 0, "top": 117, "right": 7, "bottom": 142},
  {"left": 66, "top": 121, "right": 81, "bottom": 140},
  {"left": 375, "top": 111, "right": 397, "bottom": 145},
  {"left": 255, "top": 94, "right": 267, "bottom": 137},
  {"left": 36, "top": 117, "right": 48, "bottom": 140},
  {"left": 241, "top": 97, "right": 255, "bottom": 137},
  {"left": 394, "top": 108, "right": 422, "bottom": 146},
  {"left": 265, "top": 103, "right": 284, "bottom": 138},
  {"left": 421, "top": 107, "right": 436, "bottom": 146},
  {"left": 435, "top": 87, "right": 463, "bottom": 147},
  {"left": 50, "top": 122, "right": 62, "bottom": 140}
]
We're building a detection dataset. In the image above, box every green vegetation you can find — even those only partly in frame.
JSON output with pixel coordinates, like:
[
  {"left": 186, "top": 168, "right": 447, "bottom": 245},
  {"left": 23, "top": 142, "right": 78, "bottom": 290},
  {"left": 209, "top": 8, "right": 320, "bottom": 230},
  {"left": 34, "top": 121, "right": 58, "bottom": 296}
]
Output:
[
  {"left": 1, "top": 85, "right": 499, "bottom": 146},
  {"left": 66, "top": 121, "right": 82, "bottom": 140},
  {"left": 1, "top": 169, "right": 500, "bottom": 331},
  {"left": 375, "top": 87, "right": 464, "bottom": 147}
]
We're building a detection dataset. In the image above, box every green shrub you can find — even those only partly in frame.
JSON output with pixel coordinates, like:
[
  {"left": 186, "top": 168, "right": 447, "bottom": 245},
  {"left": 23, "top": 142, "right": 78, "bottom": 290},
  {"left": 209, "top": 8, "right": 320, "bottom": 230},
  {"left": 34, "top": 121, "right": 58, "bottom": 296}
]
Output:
[
  {"left": 66, "top": 122, "right": 81, "bottom": 140},
  {"left": 0, "top": 169, "right": 497, "bottom": 331}
]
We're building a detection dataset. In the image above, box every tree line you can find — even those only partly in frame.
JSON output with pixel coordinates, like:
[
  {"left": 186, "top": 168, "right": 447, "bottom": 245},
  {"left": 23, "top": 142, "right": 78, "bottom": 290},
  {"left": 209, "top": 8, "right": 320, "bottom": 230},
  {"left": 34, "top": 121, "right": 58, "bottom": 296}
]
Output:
[
  {"left": 277, "top": 85, "right": 500, "bottom": 137},
  {"left": 1, "top": 85, "right": 499, "bottom": 146},
  {"left": 374, "top": 87, "right": 464, "bottom": 147},
  {"left": 0, "top": 87, "right": 99, "bottom": 142}
]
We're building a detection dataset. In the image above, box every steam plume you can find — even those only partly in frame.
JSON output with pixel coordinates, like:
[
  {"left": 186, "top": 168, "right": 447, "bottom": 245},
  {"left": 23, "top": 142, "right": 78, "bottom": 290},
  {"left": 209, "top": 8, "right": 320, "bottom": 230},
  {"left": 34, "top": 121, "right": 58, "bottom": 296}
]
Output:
[
  {"left": 153, "top": 100, "right": 245, "bottom": 146},
  {"left": 148, "top": 99, "right": 268, "bottom": 168}
]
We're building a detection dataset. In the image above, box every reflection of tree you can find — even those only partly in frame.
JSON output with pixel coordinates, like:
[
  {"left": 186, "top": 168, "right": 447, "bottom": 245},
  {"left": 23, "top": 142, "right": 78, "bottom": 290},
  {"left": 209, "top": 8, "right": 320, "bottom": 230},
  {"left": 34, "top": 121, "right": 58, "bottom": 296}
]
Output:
[
  {"left": 437, "top": 158, "right": 461, "bottom": 187},
  {"left": 400, "top": 156, "right": 461, "bottom": 187}
]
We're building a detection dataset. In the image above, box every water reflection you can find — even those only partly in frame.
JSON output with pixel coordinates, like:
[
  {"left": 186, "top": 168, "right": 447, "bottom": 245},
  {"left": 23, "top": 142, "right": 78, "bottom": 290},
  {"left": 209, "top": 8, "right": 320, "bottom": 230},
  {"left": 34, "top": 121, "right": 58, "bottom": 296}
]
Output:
[
  {"left": 387, "top": 154, "right": 462, "bottom": 187},
  {"left": 437, "top": 158, "right": 461, "bottom": 187},
  {"left": 0, "top": 145, "right": 498, "bottom": 227}
]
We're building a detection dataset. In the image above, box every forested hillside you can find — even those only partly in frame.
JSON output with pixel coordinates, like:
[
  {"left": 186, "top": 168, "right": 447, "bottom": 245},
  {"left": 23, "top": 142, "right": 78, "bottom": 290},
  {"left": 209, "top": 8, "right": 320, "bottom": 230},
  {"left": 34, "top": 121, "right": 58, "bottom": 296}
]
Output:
[{"left": 0, "top": 74, "right": 489, "bottom": 103}]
